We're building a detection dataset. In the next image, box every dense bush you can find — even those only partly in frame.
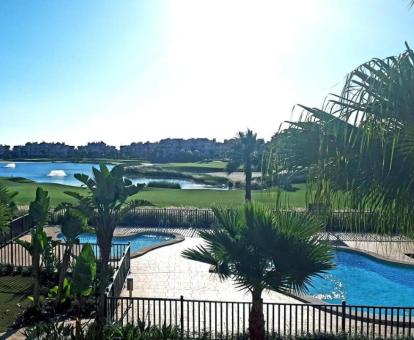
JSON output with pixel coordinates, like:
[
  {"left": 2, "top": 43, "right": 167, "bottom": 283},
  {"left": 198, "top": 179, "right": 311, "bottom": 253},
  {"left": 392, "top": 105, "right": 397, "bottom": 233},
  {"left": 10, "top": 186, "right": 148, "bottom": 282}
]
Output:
[
  {"left": 21, "top": 321, "right": 391, "bottom": 340},
  {"left": 147, "top": 181, "right": 181, "bottom": 189}
]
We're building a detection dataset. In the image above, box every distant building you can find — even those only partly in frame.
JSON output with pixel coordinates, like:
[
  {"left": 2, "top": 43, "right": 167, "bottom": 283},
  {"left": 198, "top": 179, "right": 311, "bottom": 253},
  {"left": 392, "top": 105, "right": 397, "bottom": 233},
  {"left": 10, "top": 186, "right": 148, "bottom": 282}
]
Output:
[
  {"left": 0, "top": 137, "right": 248, "bottom": 161},
  {"left": 0, "top": 145, "right": 10, "bottom": 158},
  {"left": 11, "top": 142, "right": 75, "bottom": 158},
  {"left": 77, "top": 142, "right": 117, "bottom": 158},
  {"left": 120, "top": 138, "right": 233, "bottom": 162}
]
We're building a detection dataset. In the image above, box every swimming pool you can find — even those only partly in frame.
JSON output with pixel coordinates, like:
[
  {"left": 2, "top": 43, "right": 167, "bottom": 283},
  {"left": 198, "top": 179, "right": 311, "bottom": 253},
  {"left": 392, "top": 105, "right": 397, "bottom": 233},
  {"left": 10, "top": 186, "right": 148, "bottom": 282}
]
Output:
[
  {"left": 308, "top": 249, "right": 414, "bottom": 306},
  {"left": 57, "top": 232, "right": 175, "bottom": 256}
]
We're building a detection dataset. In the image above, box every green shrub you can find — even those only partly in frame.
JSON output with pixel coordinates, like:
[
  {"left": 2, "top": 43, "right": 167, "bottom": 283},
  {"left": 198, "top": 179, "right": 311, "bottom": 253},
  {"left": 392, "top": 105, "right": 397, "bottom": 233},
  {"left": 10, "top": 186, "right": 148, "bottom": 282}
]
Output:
[
  {"left": 12, "top": 266, "right": 22, "bottom": 276},
  {"left": 147, "top": 181, "right": 181, "bottom": 189},
  {"left": 21, "top": 267, "right": 32, "bottom": 276}
]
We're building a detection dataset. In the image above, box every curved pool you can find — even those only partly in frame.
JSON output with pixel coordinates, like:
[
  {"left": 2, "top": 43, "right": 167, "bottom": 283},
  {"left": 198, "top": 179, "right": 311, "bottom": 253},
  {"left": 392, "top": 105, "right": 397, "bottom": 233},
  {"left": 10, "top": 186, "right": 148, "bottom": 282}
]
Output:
[
  {"left": 308, "top": 249, "right": 414, "bottom": 306},
  {"left": 58, "top": 232, "right": 175, "bottom": 256}
]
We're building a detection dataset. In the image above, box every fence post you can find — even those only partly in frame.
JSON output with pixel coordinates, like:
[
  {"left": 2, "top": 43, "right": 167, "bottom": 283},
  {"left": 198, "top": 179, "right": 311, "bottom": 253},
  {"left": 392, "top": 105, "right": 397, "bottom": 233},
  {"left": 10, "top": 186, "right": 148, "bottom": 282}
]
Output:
[
  {"left": 180, "top": 295, "right": 184, "bottom": 338},
  {"left": 341, "top": 301, "right": 346, "bottom": 334}
]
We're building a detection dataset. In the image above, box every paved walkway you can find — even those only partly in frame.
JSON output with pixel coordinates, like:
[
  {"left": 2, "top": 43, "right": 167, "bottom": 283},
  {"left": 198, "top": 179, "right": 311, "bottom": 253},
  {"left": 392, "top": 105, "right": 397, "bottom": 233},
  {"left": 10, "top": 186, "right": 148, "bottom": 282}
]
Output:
[{"left": 121, "top": 236, "right": 300, "bottom": 303}]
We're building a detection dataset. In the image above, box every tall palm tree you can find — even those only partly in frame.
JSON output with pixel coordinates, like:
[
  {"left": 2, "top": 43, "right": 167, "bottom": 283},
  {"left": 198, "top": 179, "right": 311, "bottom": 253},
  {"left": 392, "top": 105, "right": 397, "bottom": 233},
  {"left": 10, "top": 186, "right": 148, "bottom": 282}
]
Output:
[
  {"left": 227, "top": 129, "right": 262, "bottom": 201},
  {"left": 65, "top": 164, "right": 151, "bottom": 331},
  {"left": 182, "top": 203, "right": 333, "bottom": 340}
]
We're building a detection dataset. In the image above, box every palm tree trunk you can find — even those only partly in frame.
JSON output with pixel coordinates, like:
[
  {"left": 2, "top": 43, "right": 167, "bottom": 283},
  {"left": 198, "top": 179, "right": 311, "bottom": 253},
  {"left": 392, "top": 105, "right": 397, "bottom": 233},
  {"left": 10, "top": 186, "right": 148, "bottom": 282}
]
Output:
[
  {"left": 245, "top": 164, "right": 252, "bottom": 201},
  {"left": 32, "top": 247, "right": 40, "bottom": 310},
  {"left": 249, "top": 289, "right": 264, "bottom": 340},
  {"left": 54, "top": 245, "right": 71, "bottom": 308},
  {"left": 96, "top": 238, "right": 111, "bottom": 333}
]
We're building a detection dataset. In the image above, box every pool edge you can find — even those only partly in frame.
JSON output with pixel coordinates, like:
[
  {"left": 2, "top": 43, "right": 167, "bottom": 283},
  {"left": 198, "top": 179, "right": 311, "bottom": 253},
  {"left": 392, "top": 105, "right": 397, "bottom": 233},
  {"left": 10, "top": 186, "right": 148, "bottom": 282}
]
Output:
[{"left": 128, "top": 231, "right": 185, "bottom": 258}]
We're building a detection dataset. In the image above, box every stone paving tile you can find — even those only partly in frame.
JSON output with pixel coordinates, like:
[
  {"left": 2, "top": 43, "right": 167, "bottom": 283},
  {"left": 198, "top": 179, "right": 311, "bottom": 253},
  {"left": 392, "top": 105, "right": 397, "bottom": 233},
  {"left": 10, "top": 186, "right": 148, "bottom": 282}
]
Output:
[
  {"left": 343, "top": 240, "right": 414, "bottom": 265},
  {"left": 122, "top": 237, "right": 300, "bottom": 303}
]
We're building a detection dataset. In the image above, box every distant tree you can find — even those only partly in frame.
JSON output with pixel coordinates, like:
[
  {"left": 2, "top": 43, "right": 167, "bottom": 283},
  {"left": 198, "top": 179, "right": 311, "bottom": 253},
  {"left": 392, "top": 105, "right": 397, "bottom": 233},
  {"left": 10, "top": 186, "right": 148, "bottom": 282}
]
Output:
[
  {"left": 227, "top": 129, "right": 262, "bottom": 201},
  {"left": 182, "top": 204, "right": 333, "bottom": 340}
]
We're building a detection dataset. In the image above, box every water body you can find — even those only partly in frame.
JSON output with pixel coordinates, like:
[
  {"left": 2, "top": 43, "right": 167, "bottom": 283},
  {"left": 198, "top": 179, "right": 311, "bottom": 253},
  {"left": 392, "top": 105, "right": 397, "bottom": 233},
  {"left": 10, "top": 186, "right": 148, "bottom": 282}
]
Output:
[
  {"left": 58, "top": 232, "right": 174, "bottom": 256},
  {"left": 308, "top": 249, "right": 414, "bottom": 306},
  {"left": 0, "top": 161, "right": 110, "bottom": 186},
  {"left": 0, "top": 161, "right": 223, "bottom": 189}
]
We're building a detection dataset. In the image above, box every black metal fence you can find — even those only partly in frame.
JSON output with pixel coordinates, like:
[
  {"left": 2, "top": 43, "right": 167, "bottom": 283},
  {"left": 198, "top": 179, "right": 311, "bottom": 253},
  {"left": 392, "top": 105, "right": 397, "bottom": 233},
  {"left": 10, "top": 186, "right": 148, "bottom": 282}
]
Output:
[
  {"left": 0, "top": 240, "right": 129, "bottom": 268},
  {"left": 121, "top": 208, "right": 217, "bottom": 229},
  {"left": 116, "top": 208, "right": 394, "bottom": 233},
  {"left": 105, "top": 296, "right": 414, "bottom": 338},
  {"left": 0, "top": 214, "right": 33, "bottom": 245}
]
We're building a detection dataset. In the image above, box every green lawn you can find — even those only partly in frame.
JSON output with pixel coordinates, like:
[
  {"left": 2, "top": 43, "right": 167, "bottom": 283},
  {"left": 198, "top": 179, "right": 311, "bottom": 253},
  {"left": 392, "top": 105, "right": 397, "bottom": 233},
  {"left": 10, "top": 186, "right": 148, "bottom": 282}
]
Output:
[
  {"left": 160, "top": 161, "right": 227, "bottom": 173},
  {"left": 0, "top": 276, "right": 32, "bottom": 332},
  {"left": 0, "top": 177, "right": 308, "bottom": 209}
]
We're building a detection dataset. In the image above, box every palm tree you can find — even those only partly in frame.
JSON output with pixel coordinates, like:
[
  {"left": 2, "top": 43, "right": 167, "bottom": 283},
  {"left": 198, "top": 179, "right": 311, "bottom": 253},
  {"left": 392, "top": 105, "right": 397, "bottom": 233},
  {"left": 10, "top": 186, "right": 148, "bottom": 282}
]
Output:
[
  {"left": 182, "top": 203, "right": 333, "bottom": 340},
  {"left": 278, "top": 43, "right": 414, "bottom": 235},
  {"left": 227, "top": 129, "right": 262, "bottom": 201},
  {"left": 65, "top": 164, "right": 151, "bottom": 330}
]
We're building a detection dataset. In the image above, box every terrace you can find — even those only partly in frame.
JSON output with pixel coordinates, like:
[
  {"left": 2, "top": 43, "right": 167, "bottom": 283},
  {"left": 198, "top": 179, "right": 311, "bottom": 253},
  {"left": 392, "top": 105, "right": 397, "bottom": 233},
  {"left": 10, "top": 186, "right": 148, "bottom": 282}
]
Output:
[{"left": 2, "top": 209, "right": 414, "bottom": 339}]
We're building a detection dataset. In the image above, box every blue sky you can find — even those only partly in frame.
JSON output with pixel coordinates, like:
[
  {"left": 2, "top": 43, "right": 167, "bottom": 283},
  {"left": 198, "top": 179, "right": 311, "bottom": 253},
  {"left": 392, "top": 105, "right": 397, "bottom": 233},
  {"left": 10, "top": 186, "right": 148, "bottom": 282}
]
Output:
[{"left": 1, "top": 0, "right": 414, "bottom": 146}]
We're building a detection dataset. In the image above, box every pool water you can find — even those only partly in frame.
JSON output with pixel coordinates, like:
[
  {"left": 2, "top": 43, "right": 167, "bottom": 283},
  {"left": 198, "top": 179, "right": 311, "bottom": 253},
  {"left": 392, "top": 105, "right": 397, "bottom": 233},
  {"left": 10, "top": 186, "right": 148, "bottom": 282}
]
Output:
[
  {"left": 58, "top": 232, "right": 173, "bottom": 255},
  {"left": 308, "top": 249, "right": 414, "bottom": 306}
]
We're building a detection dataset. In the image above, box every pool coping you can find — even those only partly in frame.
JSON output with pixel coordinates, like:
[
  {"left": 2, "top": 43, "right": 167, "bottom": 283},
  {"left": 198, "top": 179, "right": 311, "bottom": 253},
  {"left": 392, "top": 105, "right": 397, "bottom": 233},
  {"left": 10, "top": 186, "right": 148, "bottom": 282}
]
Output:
[{"left": 335, "top": 244, "right": 414, "bottom": 268}]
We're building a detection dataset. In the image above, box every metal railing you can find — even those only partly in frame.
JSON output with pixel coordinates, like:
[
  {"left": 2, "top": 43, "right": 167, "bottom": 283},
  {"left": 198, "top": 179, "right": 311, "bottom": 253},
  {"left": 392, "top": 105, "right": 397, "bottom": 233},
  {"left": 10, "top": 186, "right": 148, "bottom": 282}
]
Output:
[
  {"left": 106, "top": 244, "right": 131, "bottom": 299},
  {"left": 105, "top": 297, "right": 414, "bottom": 338},
  {"left": 0, "top": 240, "right": 129, "bottom": 268},
  {"left": 0, "top": 214, "right": 33, "bottom": 245},
  {"left": 115, "top": 208, "right": 402, "bottom": 233}
]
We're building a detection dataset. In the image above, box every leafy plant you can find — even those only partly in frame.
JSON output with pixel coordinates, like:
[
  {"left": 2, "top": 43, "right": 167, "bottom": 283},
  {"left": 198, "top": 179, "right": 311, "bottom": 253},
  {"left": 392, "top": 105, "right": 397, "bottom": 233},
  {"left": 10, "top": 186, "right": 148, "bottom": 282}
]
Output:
[
  {"left": 53, "top": 208, "right": 86, "bottom": 308},
  {"left": 64, "top": 164, "right": 151, "bottom": 331},
  {"left": 72, "top": 244, "right": 96, "bottom": 297},
  {"left": 277, "top": 43, "right": 414, "bottom": 236},
  {"left": 17, "top": 187, "right": 50, "bottom": 311}
]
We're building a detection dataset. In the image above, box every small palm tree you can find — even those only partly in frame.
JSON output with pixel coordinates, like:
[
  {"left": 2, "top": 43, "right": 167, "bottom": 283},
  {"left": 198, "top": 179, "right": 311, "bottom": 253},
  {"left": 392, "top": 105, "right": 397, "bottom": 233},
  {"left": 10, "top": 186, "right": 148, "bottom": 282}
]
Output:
[
  {"left": 54, "top": 208, "right": 87, "bottom": 308},
  {"left": 65, "top": 164, "right": 152, "bottom": 330},
  {"left": 227, "top": 129, "right": 262, "bottom": 201},
  {"left": 17, "top": 187, "right": 50, "bottom": 310},
  {"left": 182, "top": 204, "right": 333, "bottom": 340}
]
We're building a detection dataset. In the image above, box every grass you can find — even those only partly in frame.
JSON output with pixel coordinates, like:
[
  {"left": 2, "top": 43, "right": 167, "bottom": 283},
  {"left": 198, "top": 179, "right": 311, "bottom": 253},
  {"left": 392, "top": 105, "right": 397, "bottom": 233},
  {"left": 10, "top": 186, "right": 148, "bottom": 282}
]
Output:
[
  {"left": 0, "top": 177, "right": 308, "bottom": 209},
  {"left": 0, "top": 276, "right": 32, "bottom": 332},
  {"left": 160, "top": 161, "right": 227, "bottom": 173}
]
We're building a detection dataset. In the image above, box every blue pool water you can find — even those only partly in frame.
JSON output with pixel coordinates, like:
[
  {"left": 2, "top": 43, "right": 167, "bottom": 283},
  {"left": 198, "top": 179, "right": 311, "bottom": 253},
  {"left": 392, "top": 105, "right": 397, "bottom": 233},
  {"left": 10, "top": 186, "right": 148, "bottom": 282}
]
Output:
[
  {"left": 58, "top": 232, "right": 173, "bottom": 255},
  {"left": 308, "top": 249, "right": 414, "bottom": 306}
]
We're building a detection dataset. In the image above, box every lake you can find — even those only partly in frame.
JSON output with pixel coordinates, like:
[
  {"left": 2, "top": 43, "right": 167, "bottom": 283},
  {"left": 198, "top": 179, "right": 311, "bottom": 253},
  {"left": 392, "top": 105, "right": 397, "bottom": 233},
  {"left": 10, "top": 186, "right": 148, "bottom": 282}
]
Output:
[{"left": 0, "top": 162, "right": 224, "bottom": 189}]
